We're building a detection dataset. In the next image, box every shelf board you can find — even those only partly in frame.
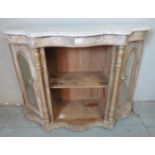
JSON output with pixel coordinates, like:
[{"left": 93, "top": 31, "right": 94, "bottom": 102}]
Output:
[
  {"left": 50, "top": 72, "right": 108, "bottom": 89},
  {"left": 53, "top": 99, "right": 105, "bottom": 122}
]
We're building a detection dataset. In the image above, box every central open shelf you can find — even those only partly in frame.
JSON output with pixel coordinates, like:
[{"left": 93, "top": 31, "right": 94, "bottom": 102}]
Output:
[
  {"left": 50, "top": 71, "right": 108, "bottom": 88},
  {"left": 45, "top": 46, "right": 113, "bottom": 125}
]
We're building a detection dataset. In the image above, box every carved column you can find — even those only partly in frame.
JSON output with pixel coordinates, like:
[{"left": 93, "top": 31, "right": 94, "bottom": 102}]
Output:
[
  {"left": 34, "top": 49, "right": 50, "bottom": 124},
  {"left": 108, "top": 46, "right": 125, "bottom": 121}
]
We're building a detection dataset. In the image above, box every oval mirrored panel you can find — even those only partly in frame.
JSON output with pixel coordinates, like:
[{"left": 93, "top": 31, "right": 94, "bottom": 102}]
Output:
[
  {"left": 118, "top": 51, "right": 135, "bottom": 103},
  {"left": 18, "top": 53, "right": 38, "bottom": 110}
]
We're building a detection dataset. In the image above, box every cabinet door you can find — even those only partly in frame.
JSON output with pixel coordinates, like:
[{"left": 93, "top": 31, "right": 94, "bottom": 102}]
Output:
[
  {"left": 10, "top": 45, "right": 44, "bottom": 123},
  {"left": 116, "top": 42, "right": 143, "bottom": 118}
]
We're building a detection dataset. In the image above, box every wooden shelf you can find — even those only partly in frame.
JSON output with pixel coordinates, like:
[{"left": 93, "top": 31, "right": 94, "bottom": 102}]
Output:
[
  {"left": 53, "top": 99, "right": 105, "bottom": 122},
  {"left": 50, "top": 72, "right": 108, "bottom": 89}
]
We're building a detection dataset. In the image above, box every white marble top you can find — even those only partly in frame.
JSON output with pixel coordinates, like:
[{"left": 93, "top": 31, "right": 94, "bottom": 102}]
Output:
[{"left": 5, "top": 25, "right": 150, "bottom": 37}]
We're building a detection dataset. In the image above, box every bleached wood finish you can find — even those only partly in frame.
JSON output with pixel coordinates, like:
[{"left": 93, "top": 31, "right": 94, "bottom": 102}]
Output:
[
  {"left": 6, "top": 27, "right": 149, "bottom": 131},
  {"left": 50, "top": 72, "right": 108, "bottom": 88},
  {"left": 108, "top": 46, "right": 125, "bottom": 122},
  {"left": 33, "top": 49, "right": 50, "bottom": 124},
  {"left": 40, "top": 48, "right": 54, "bottom": 122}
]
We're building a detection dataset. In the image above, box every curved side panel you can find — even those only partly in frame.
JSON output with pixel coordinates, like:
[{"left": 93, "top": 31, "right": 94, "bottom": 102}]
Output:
[
  {"left": 9, "top": 44, "right": 44, "bottom": 121},
  {"left": 116, "top": 42, "right": 143, "bottom": 119}
]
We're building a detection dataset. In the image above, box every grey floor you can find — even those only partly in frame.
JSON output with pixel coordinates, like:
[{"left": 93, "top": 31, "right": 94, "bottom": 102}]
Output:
[{"left": 0, "top": 101, "right": 155, "bottom": 137}]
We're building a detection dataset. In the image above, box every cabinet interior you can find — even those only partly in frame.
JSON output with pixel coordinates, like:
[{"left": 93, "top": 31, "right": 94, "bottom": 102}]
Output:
[{"left": 45, "top": 46, "right": 113, "bottom": 124}]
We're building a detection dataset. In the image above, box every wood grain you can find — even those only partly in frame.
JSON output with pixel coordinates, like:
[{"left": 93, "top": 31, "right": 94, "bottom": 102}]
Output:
[
  {"left": 50, "top": 72, "right": 108, "bottom": 88},
  {"left": 7, "top": 29, "right": 148, "bottom": 131},
  {"left": 46, "top": 46, "right": 112, "bottom": 106},
  {"left": 53, "top": 99, "right": 105, "bottom": 121}
]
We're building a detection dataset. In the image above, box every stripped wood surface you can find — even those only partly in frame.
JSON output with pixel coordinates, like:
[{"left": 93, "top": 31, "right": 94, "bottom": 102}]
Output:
[
  {"left": 50, "top": 72, "right": 108, "bottom": 88},
  {"left": 7, "top": 29, "right": 148, "bottom": 131},
  {"left": 53, "top": 99, "right": 105, "bottom": 121}
]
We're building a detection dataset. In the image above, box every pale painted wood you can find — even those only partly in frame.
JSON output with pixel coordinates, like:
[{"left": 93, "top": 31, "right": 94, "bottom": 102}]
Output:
[
  {"left": 9, "top": 44, "right": 43, "bottom": 118},
  {"left": 6, "top": 27, "right": 149, "bottom": 131},
  {"left": 33, "top": 49, "right": 50, "bottom": 124},
  {"left": 108, "top": 46, "right": 125, "bottom": 121},
  {"left": 5, "top": 25, "right": 149, "bottom": 48},
  {"left": 7, "top": 31, "right": 147, "bottom": 48},
  {"left": 40, "top": 48, "right": 54, "bottom": 122},
  {"left": 104, "top": 47, "right": 117, "bottom": 121}
]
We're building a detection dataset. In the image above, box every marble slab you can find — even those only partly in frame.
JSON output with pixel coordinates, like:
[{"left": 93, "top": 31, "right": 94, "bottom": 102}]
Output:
[{"left": 4, "top": 24, "right": 150, "bottom": 37}]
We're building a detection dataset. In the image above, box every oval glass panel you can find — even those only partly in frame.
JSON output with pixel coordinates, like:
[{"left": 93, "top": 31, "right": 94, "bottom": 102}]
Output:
[
  {"left": 119, "top": 51, "right": 135, "bottom": 103},
  {"left": 18, "top": 54, "right": 38, "bottom": 110}
]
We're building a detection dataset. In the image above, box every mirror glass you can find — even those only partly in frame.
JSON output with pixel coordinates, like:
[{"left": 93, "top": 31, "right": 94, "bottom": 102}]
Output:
[
  {"left": 118, "top": 51, "right": 135, "bottom": 103},
  {"left": 18, "top": 54, "right": 38, "bottom": 109}
]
